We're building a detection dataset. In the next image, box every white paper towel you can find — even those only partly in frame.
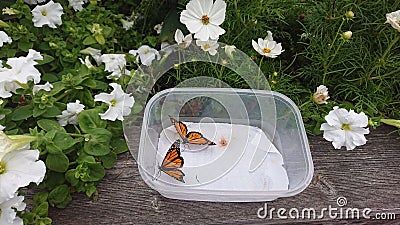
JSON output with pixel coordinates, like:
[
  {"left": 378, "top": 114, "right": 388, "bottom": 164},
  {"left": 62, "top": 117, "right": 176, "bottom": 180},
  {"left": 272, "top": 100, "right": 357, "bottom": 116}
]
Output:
[{"left": 156, "top": 122, "right": 289, "bottom": 192}]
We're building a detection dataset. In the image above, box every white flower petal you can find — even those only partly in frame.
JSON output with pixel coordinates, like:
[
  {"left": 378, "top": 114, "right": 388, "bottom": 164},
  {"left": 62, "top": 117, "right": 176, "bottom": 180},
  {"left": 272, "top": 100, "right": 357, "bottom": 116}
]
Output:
[{"left": 209, "top": 0, "right": 227, "bottom": 25}]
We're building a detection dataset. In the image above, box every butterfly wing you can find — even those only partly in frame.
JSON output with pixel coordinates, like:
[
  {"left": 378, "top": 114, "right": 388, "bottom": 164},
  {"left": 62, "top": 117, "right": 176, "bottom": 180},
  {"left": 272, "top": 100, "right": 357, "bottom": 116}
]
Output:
[
  {"left": 186, "top": 131, "right": 216, "bottom": 145},
  {"left": 170, "top": 116, "right": 188, "bottom": 140},
  {"left": 160, "top": 140, "right": 185, "bottom": 183}
]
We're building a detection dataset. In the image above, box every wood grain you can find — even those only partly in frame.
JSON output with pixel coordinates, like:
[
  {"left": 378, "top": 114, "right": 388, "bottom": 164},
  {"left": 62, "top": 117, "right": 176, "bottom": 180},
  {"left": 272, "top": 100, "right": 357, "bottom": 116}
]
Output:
[{"left": 48, "top": 125, "right": 400, "bottom": 224}]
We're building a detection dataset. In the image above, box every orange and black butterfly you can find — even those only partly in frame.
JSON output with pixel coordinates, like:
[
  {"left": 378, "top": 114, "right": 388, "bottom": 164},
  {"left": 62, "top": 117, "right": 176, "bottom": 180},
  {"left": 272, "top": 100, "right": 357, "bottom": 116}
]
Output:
[
  {"left": 158, "top": 140, "right": 185, "bottom": 183},
  {"left": 169, "top": 116, "right": 216, "bottom": 145}
]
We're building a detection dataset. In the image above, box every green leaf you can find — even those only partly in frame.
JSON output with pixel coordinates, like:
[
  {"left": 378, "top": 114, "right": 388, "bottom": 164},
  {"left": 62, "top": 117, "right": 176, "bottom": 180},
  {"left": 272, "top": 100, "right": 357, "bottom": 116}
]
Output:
[
  {"left": 94, "top": 34, "right": 105, "bottom": 45},
  {"left": 85, "top": 184, "right": 97, "bottom": 198},
  {"left": 37, "top": 54, "right": 55, "bottom": 65},
  {"left": 33, "top": 106, "right": 47, "bottom": 117},
  {"left": 76, "top": 152, "right": 96, "bottom": 163},
  {"left": 111, "top": 138, "right": 129, "bottom": 154},
  {"left": 42, "top": 106, "right": 62, "bottom": 118},
  {"left": 33, "top": 192, "right": 49, "bottom": 205},
  {"left": 33, "top": 202, "right": 49, "bottom": 217},
  {"left": 82, "top": 162, "right": 105, "bottom": 182},
  {"left": 11, "top": 104, "right": 33, "bottom": 121},
  {"left": 65, "top": 169, "right": 79, "bottom": 186},
  {"left": 99, "top": 151, "right": 117, "bottom": 169},
  {"left": 78, "top": 109, "right": 107, "bottom": 133},
  {"left": 46, "top": 153, "right": 69, "bottom": 172},
  {"left": 159, "top": 9, "right": 188, "bottom": 42},
  {"left": 83, "top": 36, "right": 97, "bottom": 45},
  {"left": 132, "top": 104, "right": 143, "bottom": 114},
  {"left": 46, "top": 143, "right": 62, "bottom": 154},
  {"left": 45, "top": 171, "right": 65, "bottom": 190},
  {"left": 73, "top": 89, "right": 95, "bottom": 107},
  {"left": 84, "top": 141, "right": 110, "bottom": 156},
  {"left": 38, "top": 119, "right": 63, "bottom": 131},
  {"left": 48, "top": 184, "right": 70, "bottom": 206},
  {"left": 53, "top": 132, "right": 78, "bottom": 150},
  {"left": 18, "top": 41, "right": 34, "bottom": 52}
]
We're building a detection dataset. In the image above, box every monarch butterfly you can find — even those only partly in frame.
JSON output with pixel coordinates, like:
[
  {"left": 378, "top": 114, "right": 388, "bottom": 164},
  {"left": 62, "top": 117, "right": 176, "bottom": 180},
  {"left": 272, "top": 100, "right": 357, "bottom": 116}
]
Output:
[
  {"left": 158, "top": 140, "right": 185, "bottom": 183},
  {"left": 169, "top": 116, "right": 216, "bottom": 145}
]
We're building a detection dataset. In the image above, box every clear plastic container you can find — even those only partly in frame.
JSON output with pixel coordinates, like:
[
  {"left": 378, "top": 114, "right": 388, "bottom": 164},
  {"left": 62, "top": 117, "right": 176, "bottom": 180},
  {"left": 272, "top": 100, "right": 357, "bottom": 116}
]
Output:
[{"left": 134, "top": 87, "right": 313, "bottom": 202}]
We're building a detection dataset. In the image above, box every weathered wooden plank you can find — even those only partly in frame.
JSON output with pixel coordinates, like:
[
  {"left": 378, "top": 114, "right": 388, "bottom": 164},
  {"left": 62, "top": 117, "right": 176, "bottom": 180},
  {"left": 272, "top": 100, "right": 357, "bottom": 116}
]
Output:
[{"left": 48, "top": 125, "right": 400, "bottom": 224}]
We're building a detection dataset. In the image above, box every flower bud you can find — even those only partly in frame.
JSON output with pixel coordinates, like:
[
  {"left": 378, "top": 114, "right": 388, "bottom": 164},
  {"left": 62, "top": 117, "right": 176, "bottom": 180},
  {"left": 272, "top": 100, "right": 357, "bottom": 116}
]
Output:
[
  {"left": 345, "top": 11, "right": 354, "bottom": 19},
  {"left": 342, "top": 31, "right": 352, "bottom": 40}
]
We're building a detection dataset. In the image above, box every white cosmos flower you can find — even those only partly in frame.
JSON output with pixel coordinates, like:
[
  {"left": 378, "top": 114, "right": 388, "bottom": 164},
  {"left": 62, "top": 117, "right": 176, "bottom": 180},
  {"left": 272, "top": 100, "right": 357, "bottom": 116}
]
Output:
[
  {"left": 94, "top": 83, "right": 135, "bottom": 121},
  {"left": 180, "top": 0, "right": 226, "bottom": 41},
  {"left": 252, "top": 31, "right": 284, "bottom": 58},
  {"left": 0, "top": 31, "right": 12, "bottom": 48},
  {"left": 385, "top": 10, "right": 400, "bottom": 31},
  {"left": 68, "top": 0, "right": 88, "bottom": 12},
  {"left": 0, "top": 146, "right": 46, "bottom": 203},
  {"left": 100, "top": 54, "right": 127, "bottom": 79},
  {"left": 313, "top": 85, "right": 330, "bottom": 104},
  {"left": 24, "top": 0, "right": 46, "bottom": 4},
  {"left": 32, "top": 82, "right": 53, "bottom": 94},
  {"left": 0, "top": 193, "right": 25, "bottom": 225},
  {"left": 174, "top": 29, "right": 192, "bottom": 48},
  {"left": 31, "top": 1, "right": 64, "bottom": 28},
  {"left": 129, "top": 45, "right": 160, "bottom": 66},
  {"left": 320, "top": 106, "right": 370, "bottom": 150},
  {"left": 196, "top": 39, "right": 219, "bottom": 55},
  {"left": 56, "top": 100, "right": 85, "bottom": 126}
]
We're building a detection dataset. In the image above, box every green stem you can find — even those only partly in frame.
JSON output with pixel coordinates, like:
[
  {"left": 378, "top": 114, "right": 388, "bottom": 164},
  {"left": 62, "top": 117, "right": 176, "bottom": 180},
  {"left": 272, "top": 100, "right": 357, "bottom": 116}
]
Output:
[
  {"left": 323, "top": 19, "right": 345, "bottom": 84},
  {"left": 381, "top": 34, "right": 400, "bottom": 61}
]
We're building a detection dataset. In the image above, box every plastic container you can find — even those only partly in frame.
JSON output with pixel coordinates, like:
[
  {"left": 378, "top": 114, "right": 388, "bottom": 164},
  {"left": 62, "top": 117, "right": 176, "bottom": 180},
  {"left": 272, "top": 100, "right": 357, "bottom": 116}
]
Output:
[{"left": 135, "top": 87, "right": 313, "bottom": 202}]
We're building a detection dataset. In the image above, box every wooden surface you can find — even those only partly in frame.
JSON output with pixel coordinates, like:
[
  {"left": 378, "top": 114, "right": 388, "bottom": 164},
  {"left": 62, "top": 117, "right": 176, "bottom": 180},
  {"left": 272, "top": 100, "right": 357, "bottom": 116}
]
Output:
[{"left": 48, "top": 125, "right": 400, "bottom": 224}]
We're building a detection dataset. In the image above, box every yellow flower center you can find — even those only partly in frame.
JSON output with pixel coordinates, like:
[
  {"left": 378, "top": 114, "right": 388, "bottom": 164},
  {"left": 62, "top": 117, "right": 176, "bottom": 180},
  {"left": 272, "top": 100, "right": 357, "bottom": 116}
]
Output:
[
  {"left": 263, "top": 48, "right": 271, "bottom": 53},
  {"left": 201, "top": 15, "right": 210, "bottom": 25},
  {"left": 341, "top": 124, "right": 351, "bottom": 131},
  {"left": 110, "top": 99, "right": 117, "bottom": 107},
  {"left": 41, "top": 10, "right": 47, "bottom": 16},
  {"left": 203, "top": 43, "right": 211, "bottom": 50},
  {"left": 0, "top": 161, "right": 6, "bottom": 174}
]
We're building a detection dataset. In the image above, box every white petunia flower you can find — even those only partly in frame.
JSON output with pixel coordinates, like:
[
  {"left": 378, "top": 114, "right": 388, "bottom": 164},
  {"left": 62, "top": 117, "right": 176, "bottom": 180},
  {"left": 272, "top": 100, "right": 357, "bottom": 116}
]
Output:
[
  {"left": 313, "top": 85, "right": 330, "bottom": 104},
  {"left": 0, "top": 146, "right": 46, "bottom": 203},
  {"left": 154, "top": 22, "right": 163, "bottom": 34},
  {"left": 320, "top": 106, "right": 370, "bottom": 150},
  {"left": 100, "top": 54, "right": 127, "bottom": 79},
  {"left": 222, "top": 45, "right": 236, "bottom": 59},
  {"left": 24, "top": 0, "right": 46, "bottom": 5},
  {"left": 31, "top": 1, "right": 64, "bottom": 28},
  {"left": 68, "top": 0, "right": 88, "bottom": 12},
  {"left": 0, "top": 49, "right": 43, "bottom": 98},
  {"left": 385, "top": 10, "right": 400, "bottom": 31},
  {"left": 129, "top": 45, "right": 160, "bottom": 66},
  {"left": 0, "top": 193, "right": 25, "bottom": 225},
  {"left": 196, "top": 39, "right": 219, "bottom": 55},
  {"left": 174, "top": 29, "right": 192, "bottom": 48},
  {"left": 121, "top": 19, "right": 134, "bottom": 31},
  {"left": 180, "top": 0, "right": 226, "bottom": 41},
  {"left": 0, "top": 31, "right": 12, "bottom": 47},
  {"left": 32, "top": 82, "right": 53, "bottom": 94},
  {"left": 80, "top": 47, "right": 102, "bottom": 65},
  {"left": 94, "top": 83, "right": 135, "bottom": 121},
  {"left": 56, "top": 100, "right": 85, "bottom": 126},
  {"left": 79, "top": 56, "right": 95, "bottom": 70},
  {"left": 252, "top": 31, "right": 284, "bottom": 58}
]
